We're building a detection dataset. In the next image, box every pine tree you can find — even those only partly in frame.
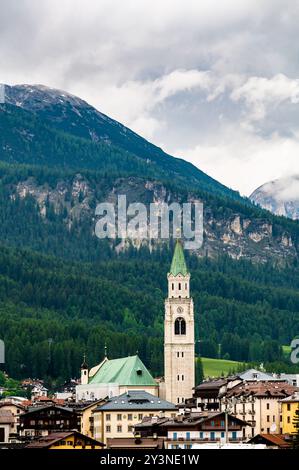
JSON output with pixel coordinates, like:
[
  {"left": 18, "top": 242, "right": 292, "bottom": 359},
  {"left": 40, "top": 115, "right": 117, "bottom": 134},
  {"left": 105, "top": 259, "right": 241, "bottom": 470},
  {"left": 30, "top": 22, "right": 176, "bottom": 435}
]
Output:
[{"left": 195, "top": 357, "right": 204, "bottom": 386}]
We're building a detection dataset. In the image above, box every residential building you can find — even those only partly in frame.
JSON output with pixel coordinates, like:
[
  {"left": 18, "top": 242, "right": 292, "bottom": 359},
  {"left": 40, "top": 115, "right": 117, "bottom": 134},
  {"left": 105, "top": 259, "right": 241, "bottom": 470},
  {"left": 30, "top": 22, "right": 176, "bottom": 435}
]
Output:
[
  {"left": 26, "top": 431, "right": 104, "bottom": 449},
  {"left": 0, "top": 401, "right": 26, "bottom": 441},
  {"left": 280, "top": 392, "right": 299, "bottom": 434},
  {"left": 248, "top": 434, "right": 292, "bottom": 449},
  {"left": 106, "top": 437, "right": 164, "bottom": 449},
  {"left": 92, "top": 390, "right": 177, "bottom": 444},
  {"left": 19, "top": 404, "right": 80, "bottom": 439},
  {"left": 79, "top": 400, "right": 106, "bottom": 437},
  {"left": 0, "top": 410, "right": 14, "bottom": 443},
  {"left": 221, "top": 380, "right": 298, "bottom": 438},
  {"left": 135, "top": 411, "right": 250, "bottom": 449},
  {"left": 163, "top": 240, "right": 195, "bottom": 405}
]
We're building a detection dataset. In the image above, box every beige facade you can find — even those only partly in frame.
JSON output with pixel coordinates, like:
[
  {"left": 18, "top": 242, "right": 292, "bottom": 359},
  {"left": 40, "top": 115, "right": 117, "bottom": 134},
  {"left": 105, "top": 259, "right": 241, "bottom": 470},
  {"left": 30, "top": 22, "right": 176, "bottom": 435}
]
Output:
[
  {"left": 224, "top": 397, "right": 283, "bottom": 438},
  {"left": 164, "top": 271, "right": 195, "bottom": 405},
  {"left": 93, "top": 408, "right": 176, "bottom": 445}
]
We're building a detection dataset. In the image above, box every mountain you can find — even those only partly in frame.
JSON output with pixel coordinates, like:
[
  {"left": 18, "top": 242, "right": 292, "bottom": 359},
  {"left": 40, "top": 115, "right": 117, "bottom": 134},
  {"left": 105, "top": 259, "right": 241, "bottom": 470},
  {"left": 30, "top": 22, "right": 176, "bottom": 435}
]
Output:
[
  {"left": 250, "top": 176, "right": 299, "bottom": 220},
  {"left": 0, "top": 84, "right": 298, "bottom": 264},
  {"left": 0, "top": 83, "right": 299, "bottom": 382},
  {"left": 2, "top": 84, "right": 240, "bottom": 200}
]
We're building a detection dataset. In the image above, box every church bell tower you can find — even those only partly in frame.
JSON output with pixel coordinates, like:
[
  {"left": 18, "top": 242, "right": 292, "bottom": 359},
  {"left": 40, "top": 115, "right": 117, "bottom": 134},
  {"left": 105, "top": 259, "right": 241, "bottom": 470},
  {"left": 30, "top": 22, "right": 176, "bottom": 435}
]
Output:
[{"left": 164, "top": 240, "right": 195, "bottom": 404}]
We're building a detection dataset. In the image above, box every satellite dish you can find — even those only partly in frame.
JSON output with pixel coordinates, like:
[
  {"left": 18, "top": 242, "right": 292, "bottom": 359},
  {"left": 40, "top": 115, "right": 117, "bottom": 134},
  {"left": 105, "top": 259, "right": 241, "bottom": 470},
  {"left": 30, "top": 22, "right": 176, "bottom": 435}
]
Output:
[{"left": 270, "top": 423, "right": 277, "bottom": 433}]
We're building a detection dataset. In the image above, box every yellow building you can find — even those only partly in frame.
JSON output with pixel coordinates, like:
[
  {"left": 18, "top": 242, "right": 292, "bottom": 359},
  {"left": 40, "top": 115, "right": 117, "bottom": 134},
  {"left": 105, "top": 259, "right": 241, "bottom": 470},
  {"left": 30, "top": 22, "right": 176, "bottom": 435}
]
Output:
[
  {"left": 281, "top": 393, "right": 299, "bottom": 434},
  {"left": 26, "top": 431, "right": 105, "bottom": 449},
  {"left": 79, "top": 400, "right": 106, "bottom": 437},
  {"left": 93, "top": 390, "right": 177, "bottom": 444}
]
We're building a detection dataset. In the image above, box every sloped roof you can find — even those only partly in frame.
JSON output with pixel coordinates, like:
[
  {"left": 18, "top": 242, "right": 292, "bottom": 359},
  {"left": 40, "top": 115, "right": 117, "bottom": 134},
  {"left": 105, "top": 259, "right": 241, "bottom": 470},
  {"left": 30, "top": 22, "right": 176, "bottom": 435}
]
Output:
[
  {"left": 26, "top": 431, "right": 105, "bottom": 448},
  {"left": 89, "top": 355, "right": 157, "bottom": 387},
  {"left": 95, "top": 391, "right": 176, "bottom": 411},
  {"left": 239, "top": 369, "right": 281, "bottom": 381},
  {"left": 169, "top": 240, "right": 188, "bottom": 276}
]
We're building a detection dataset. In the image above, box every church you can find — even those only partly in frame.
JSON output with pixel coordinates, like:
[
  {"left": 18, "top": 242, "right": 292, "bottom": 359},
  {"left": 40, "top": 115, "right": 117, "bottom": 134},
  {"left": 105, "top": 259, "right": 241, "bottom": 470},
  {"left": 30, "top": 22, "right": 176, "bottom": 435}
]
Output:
[{"left": 76, "top": 240, "right": 195, "bottom": 405}]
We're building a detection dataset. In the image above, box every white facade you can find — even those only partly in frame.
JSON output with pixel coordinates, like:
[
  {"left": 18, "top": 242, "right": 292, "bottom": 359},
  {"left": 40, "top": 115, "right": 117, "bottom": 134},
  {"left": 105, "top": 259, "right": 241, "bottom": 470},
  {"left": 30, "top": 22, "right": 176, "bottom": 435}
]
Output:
[{"left": 76, "top": 383, "right": 119, "bottom": 401}]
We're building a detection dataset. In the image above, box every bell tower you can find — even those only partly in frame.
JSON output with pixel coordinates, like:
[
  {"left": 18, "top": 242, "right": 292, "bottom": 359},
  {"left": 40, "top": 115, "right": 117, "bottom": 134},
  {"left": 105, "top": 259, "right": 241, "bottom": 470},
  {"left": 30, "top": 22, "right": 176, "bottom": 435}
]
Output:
[{"left": 164, "top": 240, "right": 195, "bottom": 404}]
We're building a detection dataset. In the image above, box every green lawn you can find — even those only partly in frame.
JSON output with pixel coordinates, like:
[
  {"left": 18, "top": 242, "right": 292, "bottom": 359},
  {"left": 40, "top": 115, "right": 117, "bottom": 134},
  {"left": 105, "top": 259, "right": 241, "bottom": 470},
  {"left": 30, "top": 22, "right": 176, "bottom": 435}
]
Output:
[
  {"left": 282, "top": 345, "right": 291, "bottom": 358},
  {"left": 201, "top": 357, "right": 244, "bottom": 378}
]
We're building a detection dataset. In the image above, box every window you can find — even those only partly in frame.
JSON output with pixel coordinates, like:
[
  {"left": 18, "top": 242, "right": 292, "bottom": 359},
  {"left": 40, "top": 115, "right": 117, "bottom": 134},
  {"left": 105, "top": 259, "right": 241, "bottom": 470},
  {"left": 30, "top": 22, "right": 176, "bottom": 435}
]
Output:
[
  {"left": 273, "top": 416, "right": 275, "bottom": 422},
  {"left": 178, "top": 283, "right": 181, "bottom": 290},
  {"left": 287, "top": 416, "right": 291, "bottom": 424},
  {"left": 106, "top": 414, "right": 111, "bottom": 421},
  {"left": 177, "top": 375, "right": 180, "bottom": 381},
  {"left": 267, "top": 403, "right": 270, "bottom": 410},
  {"left": 138, "top": 414, "right": 143, "bottom": 421},
  {"left": 185, "top": 283, "right": 187, "bottom": 290},
  {"left": 106, "top": 425, "right": 111, "bottom": 433},
  {"left": 267, "top": 415, "right": 270, "bottom": 422},
  {"left": 182, "top": 375, "right": 184, "bottom": 381},
  {"left": 287, "top": 404, "right": 291, "bottom": 411},
  {"left": 172, "top": 283, "right": 174, "bottom": 290},
  {"left": 117, "top": 414, "right": 122, "bottom": 421},
  {"left": 177, "top": 352, "right": 179, "bottom": 358},
  {"left": 199, "top": 432, "right": 203, "bottom": 439},
  {"left": 182, "top": 352, "right": 184, "bottom": 358},
  {"left": 211, "top": 420, "right": 215, "bottom": 427},
  {"left": 221, "top": 432, "right": 225, "bottom": 438},
  {"left": 174, "top": 317, "right": 186, "bottom": 335},
  {"left": 128, "top": 414, "right": 132, "bottom": 421},
  {"left": 232, "top": 431, "right": 237, "bottom": 441},
  {"left": 173, "top": 432, "right": 177, "bottom": 440},
  {"left": 117, "top": 425, "right": 122, "bottom": 433},
  {"left": 128, "top": 425, "right": 133, "bottom": 432},
  {"left": 186, "top": 432, "right": 190, "bottom": 440},
  {"left": 210, "top": 432, "right": 215, "bottom": 441},
  {"left": 67, "top": 441, "right": 72, "bottom": 446},
  {"left": 220, "top": 420, "right": 225, "bottom": 427}
]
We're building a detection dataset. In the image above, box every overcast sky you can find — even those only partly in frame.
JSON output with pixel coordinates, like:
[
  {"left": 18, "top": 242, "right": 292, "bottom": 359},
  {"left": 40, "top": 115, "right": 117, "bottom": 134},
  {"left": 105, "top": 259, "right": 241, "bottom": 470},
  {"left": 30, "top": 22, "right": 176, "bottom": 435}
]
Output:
[{"left": 1, "top": 0, "right": 299, "bottom": 195}]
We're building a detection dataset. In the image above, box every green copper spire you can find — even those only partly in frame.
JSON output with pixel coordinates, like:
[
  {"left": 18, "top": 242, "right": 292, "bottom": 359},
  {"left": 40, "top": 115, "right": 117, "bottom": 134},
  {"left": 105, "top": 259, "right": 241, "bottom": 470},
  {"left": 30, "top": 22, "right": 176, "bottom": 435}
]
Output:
[{"left": 169, "top": 240, "right": 188, "bottom": 276}]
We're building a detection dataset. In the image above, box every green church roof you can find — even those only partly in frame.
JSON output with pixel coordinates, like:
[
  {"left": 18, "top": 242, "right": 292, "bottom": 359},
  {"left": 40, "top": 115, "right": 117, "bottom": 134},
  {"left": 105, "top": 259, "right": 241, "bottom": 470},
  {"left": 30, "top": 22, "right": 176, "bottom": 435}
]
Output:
[
  {"left": 169, "top": 240, "right": 188, "bottom": 276},
  {"left": 89, "top": 355, "right": 157, "bottom": 387}
]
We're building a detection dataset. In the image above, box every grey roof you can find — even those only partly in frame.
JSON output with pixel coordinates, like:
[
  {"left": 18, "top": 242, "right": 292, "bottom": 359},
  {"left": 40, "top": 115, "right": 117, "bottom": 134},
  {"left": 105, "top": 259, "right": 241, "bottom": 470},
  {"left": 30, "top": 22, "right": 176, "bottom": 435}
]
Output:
[
  {"left": 94, "top": 391, "right": 176, "bottom": 411},
  {"left": 239, "top": 369, "right": 281, "bottom": 381},
  {"left": 280, "top": 392, "right": 299, "bottom": 403}
]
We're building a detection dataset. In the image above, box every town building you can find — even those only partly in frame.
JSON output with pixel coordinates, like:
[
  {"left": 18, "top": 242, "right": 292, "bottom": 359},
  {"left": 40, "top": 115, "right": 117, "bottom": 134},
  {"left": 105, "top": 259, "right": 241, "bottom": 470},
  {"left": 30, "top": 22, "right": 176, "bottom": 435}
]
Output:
[
  {"left": 76, "top": 354, "right": 158, "bottom": 401},
  {"left": 19, "top": 404, "right": 81, "bottom": 439},
  {"left": 106, "top": 436, "right": 165, "bottom": 449},
  {"left": 0, "top": 401, "right": 26, "bottom": 442},
  {"left": 280, "top": 392, "right": 299, "bottom": 434},
  {"left": 163, "top": 240, "right": 195, "bottom": 405},
  {"left": 26, "top": 431, "right": 104, "bottom": 449},
  {"left": 221, "top": 380, "right": 298, "bottom": 438},
  {"left": 92, "top": 390, "right": 177, "bottom": 444},
  {"left": 135, "top": 411, "right": 250, "bottom": 449}
]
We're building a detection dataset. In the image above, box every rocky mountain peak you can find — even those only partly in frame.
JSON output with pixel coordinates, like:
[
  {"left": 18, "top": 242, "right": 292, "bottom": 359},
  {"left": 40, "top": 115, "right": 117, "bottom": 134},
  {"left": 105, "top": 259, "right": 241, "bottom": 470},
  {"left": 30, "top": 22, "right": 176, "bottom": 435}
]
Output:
[{"left": 250, "top": 175, "right": 299, "bottom": 220}]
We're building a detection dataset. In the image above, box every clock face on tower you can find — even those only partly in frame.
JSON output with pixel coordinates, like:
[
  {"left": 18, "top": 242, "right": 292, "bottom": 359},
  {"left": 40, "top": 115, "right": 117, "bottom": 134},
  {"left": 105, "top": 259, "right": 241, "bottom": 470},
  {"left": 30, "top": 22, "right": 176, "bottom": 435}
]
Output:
[{"left": 177, "top": 307, "right": 183, "bottom": 314}]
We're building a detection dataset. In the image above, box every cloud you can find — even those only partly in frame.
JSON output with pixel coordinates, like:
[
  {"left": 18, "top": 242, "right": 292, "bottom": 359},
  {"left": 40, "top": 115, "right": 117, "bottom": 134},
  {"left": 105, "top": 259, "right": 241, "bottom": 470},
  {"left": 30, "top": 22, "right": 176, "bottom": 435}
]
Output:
[
  {"left": 230, "top": 74, "right": 299, "bottom": 124},
  {"left": 1, "top": 0, "right": 299, "bottom": 193},
  {"left": 175, "top": 125, "right": 299, "bottom": 196}
]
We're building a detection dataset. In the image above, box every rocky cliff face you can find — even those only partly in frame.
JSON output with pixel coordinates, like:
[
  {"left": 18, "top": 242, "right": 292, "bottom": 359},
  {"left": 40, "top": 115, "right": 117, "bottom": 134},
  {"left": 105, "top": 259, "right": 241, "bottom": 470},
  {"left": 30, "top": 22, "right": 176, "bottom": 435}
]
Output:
[
  {"left": 250, "top": 175, "right": 299, "bottom": 220},
  {"left": 13, "top": 173, "right": 297, "bottom": 263}
]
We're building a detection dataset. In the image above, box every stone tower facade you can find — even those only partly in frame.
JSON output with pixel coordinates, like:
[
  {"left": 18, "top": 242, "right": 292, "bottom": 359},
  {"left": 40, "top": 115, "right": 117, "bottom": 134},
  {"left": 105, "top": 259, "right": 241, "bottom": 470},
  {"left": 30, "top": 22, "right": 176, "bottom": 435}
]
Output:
[{"left": 164, "top": 240, "right": 195, "bottom": 404}]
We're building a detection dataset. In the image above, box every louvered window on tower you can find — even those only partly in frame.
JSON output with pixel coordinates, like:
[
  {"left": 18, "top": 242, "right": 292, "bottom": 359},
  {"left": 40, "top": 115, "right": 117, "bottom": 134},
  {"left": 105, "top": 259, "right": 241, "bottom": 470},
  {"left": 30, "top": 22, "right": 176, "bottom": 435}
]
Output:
[{"left": 174, "top": 317, "right": 186, "bottom": 335}]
